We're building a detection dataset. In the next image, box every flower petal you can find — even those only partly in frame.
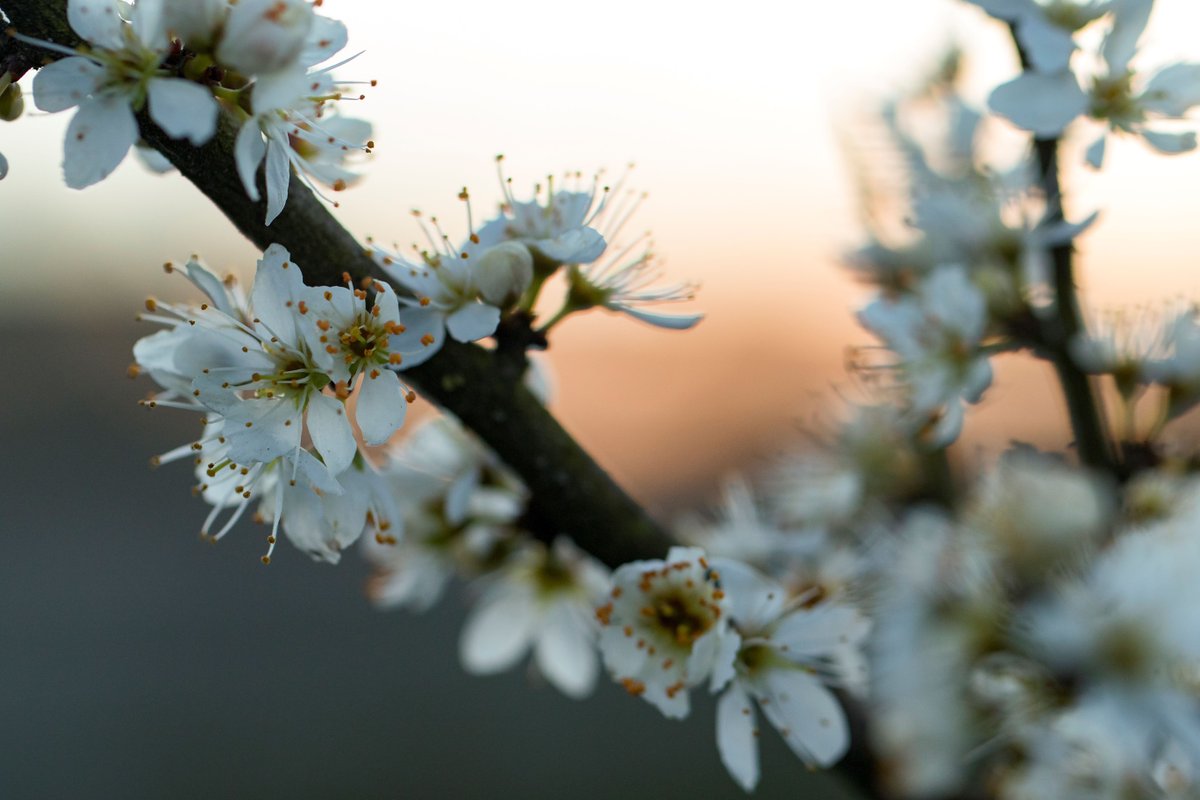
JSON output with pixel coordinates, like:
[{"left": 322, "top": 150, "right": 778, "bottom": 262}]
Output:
[
  {"left": 62, "top": 95, "right": 137, "bottom": 189},
  {"left": 534, "top": 602, "right": 598, "bottom": 699},
  {"left": 1102, "top": 0, "right": 1153, "bottom": 75},
  {"left": 445, "top": 302, "right": 501, "bottom": 342},
  {"left": 305, "top": 392, "right": 356, "bottom": 476},
  {"left": 263, "top": 135, "right": 292, "bottom": 224},
  {"left": 356, "top": 368, "right": 407, "bottom": 446},
  {"left": 459, "top": 586, "right": 538, "bottom": 674},
  {"left": 613, "top": 304, "right": 704, "bottom": 330},
  {"left": 716, "top": 683, "right": 761, "bottom": 792},
  {"left": 1015, "top": 15, "right": 1076, "bottom": 74},
  {"left": 68, "top": 0, "right": 126, "bottom": 50},
  {"left": 234, "top": 121, "right": 267, "bottom": 201},
  {"left": 754, "top": 669, "right": 849, "bottom": 768},
  {"left": 32, "top": 57, "right": 102, "bottom": 113},
  {"left": 1141, "top": 63, "right": 1200, "bottom": 117},
  {"left": 710, "top": 558, "right": 787, "bottom": 632},
  {"left": 988, "top": 71, "right": 1088, "bottom": 136},
  {"left": 535, "top": 227, "right": 606, "bottom": 265},
  {"left": 299, "top": 15, "right": 347, "bottom": 66},
  {"left": 1139, "top": 128, "right": 1197, "bottom": 155},
  {"left": 391, "top": 306, "right": 446, "bottom": 368},
  {"left": 147, "top": 78, "right": 218, "bottom": 145},
  {"left": 1085, "top": 134, "right": 1108, "bottom": 169},
  {"left": 250, "top": 243, "right": 305, "bottom": 343}
]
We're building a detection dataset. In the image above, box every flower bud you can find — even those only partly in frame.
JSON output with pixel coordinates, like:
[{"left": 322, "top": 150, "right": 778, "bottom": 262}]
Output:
[
  {"left": 0, "top": 83, "right": 25, "bottom": 122},
  {"left": 474, "top": 242, "right": 534, "bottom": 308},
  {"left": 216, "top": 0, "right": 314, "bottom": 76}
]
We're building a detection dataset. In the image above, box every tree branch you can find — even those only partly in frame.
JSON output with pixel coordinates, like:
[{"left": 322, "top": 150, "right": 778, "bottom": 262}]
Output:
[{"left": 0, "top": 0, "right": 673, "bottom": 568}]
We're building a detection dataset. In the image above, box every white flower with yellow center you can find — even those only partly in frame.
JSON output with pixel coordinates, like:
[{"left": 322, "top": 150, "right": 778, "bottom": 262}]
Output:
[
  {"left": 459, "top": 539, "right": 610, "bottom": 699},
  {"left": 988, "top": 0, "right": 1200, "bottom": 166},
  {"left": 710, "top": 558, "right": 869, "bottom": 791},
  {"left": 596, "top": 546, "right": 734, "bottom": 718},
  {"left": 133, "top": 247, "right": 369, "bottom": 549},
  {"left": 372, "top": 209, "right": 513, "bottom": 366},
  {"left": 475, "top": 157, "right": 612, "bottom": 266},
  {"left": 229, "top": 10, "right": 373, "bottom": 224},
  {"left": 303, "top": 275, "right": 420, "bottom": 446},
  {"left": 28, "top": 0, "right": 219, "bottom": 188}
]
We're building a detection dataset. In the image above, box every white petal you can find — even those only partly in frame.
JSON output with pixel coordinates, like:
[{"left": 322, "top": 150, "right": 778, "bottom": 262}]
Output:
[
  {"left": 391, "top": 306, "right": 446, "bottom": 368},
  {"left": 250, "top": 66, "right": 310, "bottom": 115},
  {"left": 131, "top": 0, "right": 165, "bottom": 49},
  {"left": 988, "top": 71, "right": 1088, "bottom": 136},
  {"left": 1140, "top": 128, "right": 1198, "bottom": 155},
  {"left": 32, "top": 57, "right": 102, "bottom": 113},
  {"left": 147, "top": 78, "right": 218, "bottom": 145},
  {"left": 224, "top": 399, "right": 303, "bottom": 465},
  {"left": 185, "top": 259, "right": 236, "bottom": 317},
  {"left": 68, "top": 0, "right": 126, "bottom": 50},
  {"left": 250, "top": 243, "right": 305, "bottom": 343},
  {"left": 63, "top": 95, "right": 136, "bottom": 189},
  {"left": 356, "top": 368, "right": 407, "bottom": 446},
  {"left": 305, "top": 392, "right": 356, "bottom": 476},
  {"left": 965, "top": 0, "right": 1034, "bottom": 20},
  {"left": 444, "top": 470, "right": 478, "bottom": 526},
  {"left": 1141, "top": 63, "right": 1200, "bottom": 117},
  {"left": 234, "top": 121, "right": 267, "bottom": 201},
  {"left": 710, "top": 558, "right": 786, "bottom": 632},
  {"left": 772, "top": 605, "right": 871, "bottom": 659},
  {"left": 716, "top": 684, "right": 761, "bottom": 792},
  {"left": 754, "top": 669, "right": 849, "bottom": 768},
  {"left": 1085, "top": 134, "right": 1108, "bottom": 169},
  {"left": 459, "top": 587, "right": 538, "bottom": 674},
  {"left": 299, "top": 15, "right": 347, "bottom": 66},
  {"left": 263, "top": 136, "right": 292, "bottom": 225},
  {"left": 613, "top": 305, "right": 704, "bottom": 330},
  {"left": 135, "top": 144, "right": 174, "bottom": 173},
  {"left": 288, "top": 448, "right": 344, "bottom": 496},
  {"left": 1102, "top": 0, "right": 1152, "bottom": 75},
  {"left": 534, "top": 602, "right": 598, "bottom": 699},
  {"left": 535, "top": 227, "right": 607, "bottom": 265},
  {"left": 445, "top": 302, "right": 501, "bottom": 342},
  {"left": 1016, "top": 15, "right": 1076, "bottom": 74}
]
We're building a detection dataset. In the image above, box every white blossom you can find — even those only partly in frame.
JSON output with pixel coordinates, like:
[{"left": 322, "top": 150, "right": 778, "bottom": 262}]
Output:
[
  {"left": 710, "top": 558, "right": 868, "bottom": 791},
  {"left": 596, "top": 547, "right": 734, "bottom": 718},
  {"left": 372, "top": 212, "right": 513, "bottom": 366},
  {"left": 28, "top": 0, "right": 219, "bottom": 188},
  {"left": 459, "top": 539, "right": 610, "bottom": 699},
  {"left": 989, "top": 1, "right": 1200, "bottom": 164},
  {"left": 857, "top": 265, "right": 993, "bottom": 445}
]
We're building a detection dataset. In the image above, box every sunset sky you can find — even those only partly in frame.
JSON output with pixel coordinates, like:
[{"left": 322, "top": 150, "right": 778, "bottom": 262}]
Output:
[{"left": 6, "top": 0, "right": 1200, "bottom": 502}]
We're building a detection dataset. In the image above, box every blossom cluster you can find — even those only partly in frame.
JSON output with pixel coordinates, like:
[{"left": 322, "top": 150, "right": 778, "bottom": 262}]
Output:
[
  {"left": 131, "top": 160, "right": 700, "bottom": 562},
  {"left": 51, "top": 0, "right": 1200, "bottom": 795},
  {"left": 972, "top": 0, "right": 1200, "bottom": 165},
  {"left": 21, "top": 0, "right": 373, "bottom": 221}
]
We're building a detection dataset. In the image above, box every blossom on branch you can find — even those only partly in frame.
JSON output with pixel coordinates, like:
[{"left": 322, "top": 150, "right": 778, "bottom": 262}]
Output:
[{"left": 29, "top": 0, "right": 219, "bottom": 188}]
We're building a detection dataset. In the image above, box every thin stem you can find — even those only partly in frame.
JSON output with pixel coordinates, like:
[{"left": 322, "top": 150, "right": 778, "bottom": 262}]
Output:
[{"left": 1011, "top": 26, "right": 1117, "bottom": 474}]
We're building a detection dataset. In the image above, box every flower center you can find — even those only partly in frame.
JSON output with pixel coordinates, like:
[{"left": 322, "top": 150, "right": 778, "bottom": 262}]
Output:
[{"left": 646, "top": 591, "right": 716, "bottom": 647}]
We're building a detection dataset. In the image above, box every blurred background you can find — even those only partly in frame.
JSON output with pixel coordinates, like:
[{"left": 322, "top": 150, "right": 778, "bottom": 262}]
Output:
[{"left": 4, "top": 0, "right": 1200, "bottom": 796}]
